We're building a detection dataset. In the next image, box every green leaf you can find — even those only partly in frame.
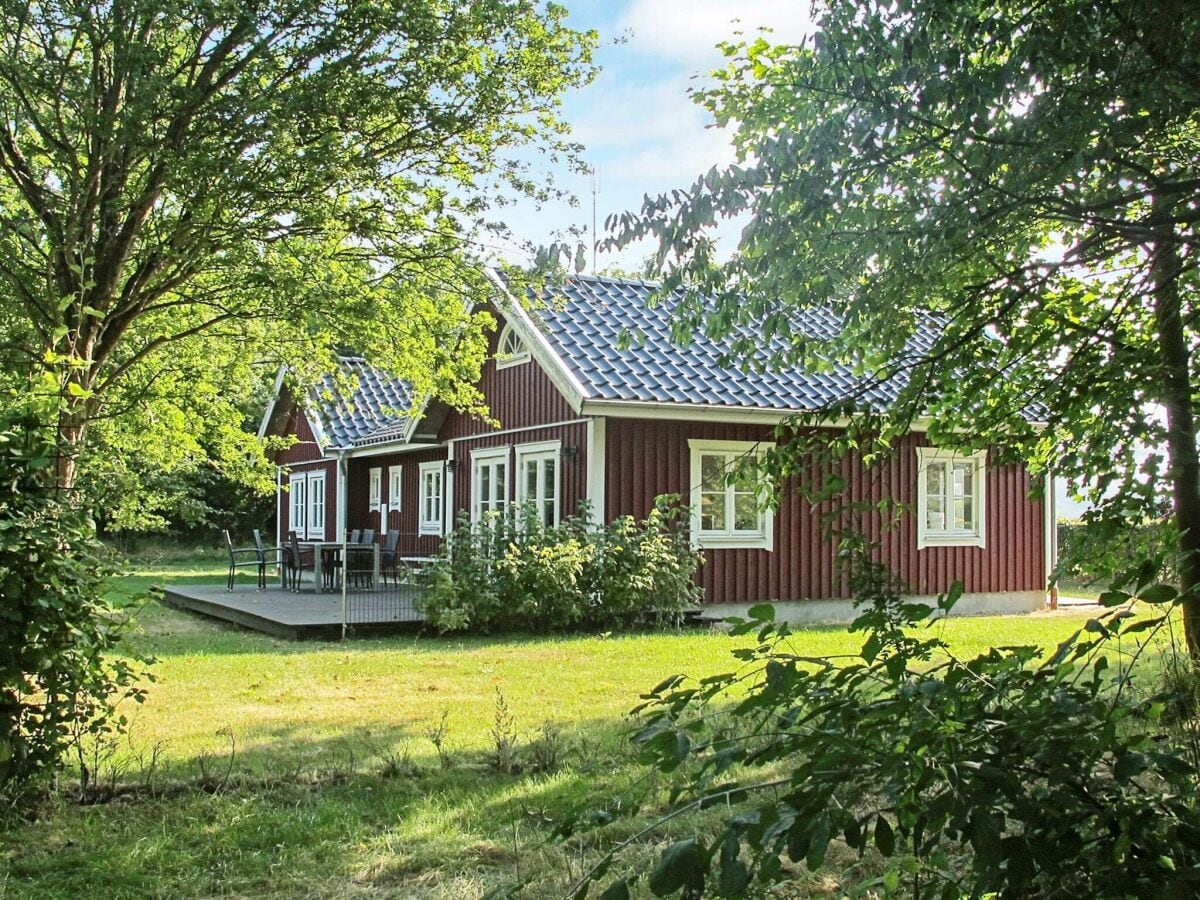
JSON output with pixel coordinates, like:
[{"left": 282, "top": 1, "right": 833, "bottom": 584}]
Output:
[
  {"left": 598, "top": 878, "right": 631, "bottom": 900},
  {"left": 1137, "top": 584, "right": 1178, "bottom": 604},
  {"left": 874, "top": 816, "right": 895, "bottom": 858},
  {"left": 648, "top": 839, "right": 705, "bottom": 896}
]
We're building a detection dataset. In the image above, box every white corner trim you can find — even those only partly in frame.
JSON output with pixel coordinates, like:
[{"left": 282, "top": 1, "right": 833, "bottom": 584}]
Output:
[
  {"left": 915, "top": 446, "right": 987, "bottom": 550},
  {"left": 1044, "top": 468, "right": 1057, "bottom": 600},
  {"left": 687, "top": 438, "right": 774, "bottom": 552},
  {"left": 444, "top": 440, "right": 456, "bottom": 534},
  {"left": 335, "top": 452, "right": 347, "bottom": 540},
  {"left": 586, "top": 417, "right": 606, "bottom": 526},
  {"left": 483, "top": 267, "right": 590, "bottom": 413}
]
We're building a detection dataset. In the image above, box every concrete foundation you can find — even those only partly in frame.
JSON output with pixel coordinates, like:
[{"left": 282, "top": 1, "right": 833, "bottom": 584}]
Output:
[{"left": 696, "top": 591, "right": 1048, "bottom": 626}]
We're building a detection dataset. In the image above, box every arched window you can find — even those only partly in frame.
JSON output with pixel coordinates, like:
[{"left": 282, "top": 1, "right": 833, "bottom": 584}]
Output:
[{"left": 496, "top": 322, "right": 530, "bottom": 369}]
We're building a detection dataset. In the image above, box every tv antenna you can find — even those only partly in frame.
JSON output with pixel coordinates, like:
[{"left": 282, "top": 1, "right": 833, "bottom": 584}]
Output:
[{"left": 590, "top": 165, "right": 600, "bottom": 272}]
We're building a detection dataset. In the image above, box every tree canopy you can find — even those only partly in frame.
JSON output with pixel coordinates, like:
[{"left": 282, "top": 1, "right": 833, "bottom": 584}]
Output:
[
  {"left": 0, "top": 0, "right": 594, "bottom": 498},
  {"left": 612, "top": 0, "right": 1200, "bottom": 649}
]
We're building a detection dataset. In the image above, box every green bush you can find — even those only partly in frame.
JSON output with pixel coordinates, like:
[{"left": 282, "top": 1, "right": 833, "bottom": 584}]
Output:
[
  {"left": 570, "top": 574, "right": 1200, "bottom": 898},
  {"left": 0, "top": 411, "right": 151, "bottom": 797},
  {"left": 420, "top": 497, "right": 702, "bottom": 634}
]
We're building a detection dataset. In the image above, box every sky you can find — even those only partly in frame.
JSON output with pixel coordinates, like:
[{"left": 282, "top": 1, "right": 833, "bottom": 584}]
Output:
[{"left": 498, "top": 0, "right": 818, "bottom": 271}]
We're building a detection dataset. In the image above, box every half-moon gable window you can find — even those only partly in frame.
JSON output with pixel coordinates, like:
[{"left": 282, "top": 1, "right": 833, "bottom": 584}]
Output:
[{"left": 496, "top": 322, "right": 530, "bottom": 369}]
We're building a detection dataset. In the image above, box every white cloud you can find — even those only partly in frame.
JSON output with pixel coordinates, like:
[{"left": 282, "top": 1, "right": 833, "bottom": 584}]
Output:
[{"left": 618, "top": 0, "right": 816, "bottom": 65}]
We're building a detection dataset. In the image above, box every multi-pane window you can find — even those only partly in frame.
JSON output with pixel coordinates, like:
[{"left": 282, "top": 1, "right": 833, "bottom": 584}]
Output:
[
  {"left": 472, "top": 449, "right": 509, "bottom": 521},
  {"left": 516, "top": 442, "right": 559, "bottom": 527},
  {"left": 688, "top": 440, "right": 773, "bottom": 550},
  {"left": 388, "top": 466, "right": 402, "bottom": 517},
  {"left": 419, "top": 461, "right": 444, "bottom": 535},
  {"left": 288, "top": 470, "right": 325, "bottom": 539},
  {"left": 368, "top": 467, "right": 382, "bottom": 512},
  {"left": 916, "top": 448, "right": 987, "bottom": 549},
  {"left": 307, "top": 472, "right": 326, "bottom": 539},
  {"left": 495, "top": 323, "right": 530, "bottom": 369},
  {"left": 289, "top": 473, "right": 307, "bottom": 537}
]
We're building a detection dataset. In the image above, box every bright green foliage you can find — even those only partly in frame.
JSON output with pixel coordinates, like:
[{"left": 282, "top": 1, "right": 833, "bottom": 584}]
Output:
[
  {"left": 610, "top": 0, "right": 1200, "bottom": 640},
  {"left": 0, "top": 0, "right": 595, "bottom": 495},
  {"left": 0, "top": 406, "right": 150, "bottom": 794},
  {"left": 421, "top": 499, "right": 702, "bottom": 634},
  {"left": 574, "top": 588, "right": 1200, "bottom": 898}
]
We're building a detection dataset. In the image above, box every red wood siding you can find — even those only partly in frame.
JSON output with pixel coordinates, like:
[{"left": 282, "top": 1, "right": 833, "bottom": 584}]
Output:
[
  {"left": 439, "top": 308, "right": 577, "bottom": 440},
  {"left": 603, "top": 418, "right": 1045, "bottom": 604},
  {"left": 346, "top": 448, "right": 447, "bottom": 556},
  {"left": 450, "top": 422, "right": 590, "bottom": 524}
]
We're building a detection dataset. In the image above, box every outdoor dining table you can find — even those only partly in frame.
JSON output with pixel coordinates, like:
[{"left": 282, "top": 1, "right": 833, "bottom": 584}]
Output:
[{"left": 297, "top": 540, "right": 380, "bottom": 592}]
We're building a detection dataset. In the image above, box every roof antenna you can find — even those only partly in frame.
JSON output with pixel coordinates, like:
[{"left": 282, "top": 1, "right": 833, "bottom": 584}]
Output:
[{"left": 590, "top": 165, "right": 600, "bottom": 273}]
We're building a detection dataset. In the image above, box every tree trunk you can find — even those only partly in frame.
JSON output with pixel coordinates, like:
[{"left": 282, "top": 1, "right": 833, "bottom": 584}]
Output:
[{"left": 1150, "top": 210, "right": 1200, "bottom": 658}]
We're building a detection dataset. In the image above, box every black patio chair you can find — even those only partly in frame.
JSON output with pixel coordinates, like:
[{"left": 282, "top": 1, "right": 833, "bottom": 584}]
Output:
[
  {"left": 380, "top": 530, "right": 400, "bottom": 585},
  {"left": 284, "top": 531, "right": 315, "bottom": 591},
  {"left": 225, "top": 529, "right": 266, "bottom": 591},
  {"left": 252, "top": 529, "right": 282, "bottom": 585},
  {"left": 348, "top": 529, "right": 376, "bottom": 588}
]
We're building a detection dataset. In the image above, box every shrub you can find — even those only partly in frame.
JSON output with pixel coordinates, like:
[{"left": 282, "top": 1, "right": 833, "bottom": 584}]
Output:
[
  {"left": 0, "top": 411, "right": 151, "bottom": 798},
  {"left": 571, "top": 579, "right": 1200, "bottom": 898},
  {"left": 420, "top": 497, "right": 701, "bottom": 634}
]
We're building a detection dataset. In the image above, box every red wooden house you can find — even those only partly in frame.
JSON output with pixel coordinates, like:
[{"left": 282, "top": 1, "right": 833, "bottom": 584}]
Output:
[{"left": 259, "top": 272, "right": 1054, "bottom": 617}]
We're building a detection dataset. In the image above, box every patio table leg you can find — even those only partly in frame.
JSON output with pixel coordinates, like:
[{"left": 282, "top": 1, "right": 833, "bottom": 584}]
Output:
[
  {"left": 372, "top": 544, "right": 381, "bottom": 589},
  {"left": 313, "top": 547, "right": 323, "bottom": 593}
]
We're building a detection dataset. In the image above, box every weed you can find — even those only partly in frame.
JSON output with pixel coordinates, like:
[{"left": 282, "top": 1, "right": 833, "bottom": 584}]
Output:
[
  {"left": 489, "top": 688, "right": 520, "bottom": 775},
  {"left": 424, "top": 709, "right": 454, "bottom": 770}
]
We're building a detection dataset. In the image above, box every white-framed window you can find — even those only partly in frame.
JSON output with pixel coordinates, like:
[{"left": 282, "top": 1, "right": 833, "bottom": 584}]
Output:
[
  {"left": 472, "top": 446, "right": 510, "bottom": 522},
  {"left": 288, "top": 470, "right": 326, "bottom": 539},
  {"left": 495, "top": 322, "right": 530, "bottom": 369},
  {"left": 688, "top": 440, "right": 774, "bottom": 550},
  {"left": 387, "top": 465, "right": 403, "bottom": 518},
  {"left": 916, "top": 447, "right": 987, "bottom": 549},
  {"left": 516, "top": 440, "right": 560, "bottom": 527},
  {"left": 289, "top": 472, "right": 307, "bottom": 538},
  {"left": 307, "top": 472, "right": 326, "bottom": 540},
  {"left": 419, "top": 461, "right": 444, "bottom": 535},
  {"left": 368, "top": 466, "right": 382, "bottom": 512}
]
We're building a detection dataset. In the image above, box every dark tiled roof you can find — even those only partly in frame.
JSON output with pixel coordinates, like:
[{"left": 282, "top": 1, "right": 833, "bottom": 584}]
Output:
[
  {"left": 528, "top": 275, "right": 937, "bottom": 412},
  {"left": 312, "top": 357, "right": 413, "bottom": 448}
]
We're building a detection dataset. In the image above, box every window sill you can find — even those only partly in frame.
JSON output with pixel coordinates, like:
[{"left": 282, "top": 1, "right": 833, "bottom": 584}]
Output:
[
  {"left": 419, "top": 525, "right": 442, "bottom": 536},
  {"left": 697, "top": 533, "right": 772, "bottom": 551},
  {"left": 495, "top": 354, "right": 530, "bottom": 370},
  {"left": 918, "top": 533, "right": 986, "bottom": 550}
]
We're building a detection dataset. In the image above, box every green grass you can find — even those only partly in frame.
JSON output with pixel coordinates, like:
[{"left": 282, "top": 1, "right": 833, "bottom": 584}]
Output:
[{"left": 1, "top": 559, "right": 1113, "bottom": 899}]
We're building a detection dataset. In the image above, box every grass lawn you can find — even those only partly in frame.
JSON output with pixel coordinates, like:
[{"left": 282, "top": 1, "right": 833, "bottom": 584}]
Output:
[{"left": 0, "top": 560, "right": 1119, "bottom": 899}]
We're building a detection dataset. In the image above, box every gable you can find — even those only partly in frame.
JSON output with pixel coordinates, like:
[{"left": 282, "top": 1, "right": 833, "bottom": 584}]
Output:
[{"left": 438, "top": 302, "right": 581, "bottom": 440}]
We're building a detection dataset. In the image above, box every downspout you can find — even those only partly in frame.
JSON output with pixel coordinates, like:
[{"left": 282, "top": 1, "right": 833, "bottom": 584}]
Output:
[
  {"left": 1044, "top": 469, "right": 1058, "bottom": 610},
  {"left": 445, "top": 439, "right": 456, "bottom": 536},
  {"left": 339, "top": 449, "right": 349, "bottom": 640},
  {"left": 275, "top": 466, "right": 283, "bottom": 582}
]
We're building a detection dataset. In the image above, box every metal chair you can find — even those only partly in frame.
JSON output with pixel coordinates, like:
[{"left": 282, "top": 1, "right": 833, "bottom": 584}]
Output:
[
  {"left": 253, "top": 529, "right": 281, "bottom": 585},
  {"left": 380, "top": 530, "right": 401, "bottom": 585},
  {"left": 225, "top": 529, "right": 266, "bottom": 591},
  {"left": 283, "top": 531, "right": 315, "bottom": 591},
  {"left": 349, "top": 529, "right": 376, "bottom": 588}
]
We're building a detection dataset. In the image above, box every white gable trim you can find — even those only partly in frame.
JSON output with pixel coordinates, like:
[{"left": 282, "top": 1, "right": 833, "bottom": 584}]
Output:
[
  {"left": 484, "top": 268, "right": 589, "bottom": 414},
  {"left": 257, "top": 365, "right": 288, "bottom": 439}
]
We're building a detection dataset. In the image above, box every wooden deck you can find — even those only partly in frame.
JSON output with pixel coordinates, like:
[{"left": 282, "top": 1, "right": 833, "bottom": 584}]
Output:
[{"left": 160, "top": 581, "right": 425, "bottom": 640}]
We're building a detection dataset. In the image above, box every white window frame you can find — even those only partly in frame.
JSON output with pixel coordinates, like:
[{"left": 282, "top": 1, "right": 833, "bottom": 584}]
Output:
[
  {"left": 495, "top": 322, "right": 530, "bottom": 369},
  {"left": 471, "top": 446, "right": 510, "bottom": 523},
  {"left": 289, "top": 471, "right": 307, "bottom": 539},
  {"left": 688, "top": 439, "right": 774, "bottom": 551},
  {"left": 306, "top": 471, "right": 326, "bottom": 540},
  {"left": 916, "top": 447, "right": 987, "bottom": 550},
  {"left": 516, "top": 439, "right": 562, "bottom": 527},
  {"left": 368, "top": 466, "right": 382, "bottom": 513},
  {"left": 387, "top": 465, "right": 403, "bottom": 519},
  {"left": 418, "top": 461, "right": 444, "bottom": 535}
]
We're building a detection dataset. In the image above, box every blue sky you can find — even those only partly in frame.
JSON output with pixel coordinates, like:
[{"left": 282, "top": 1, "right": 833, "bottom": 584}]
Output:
[{"left": 498, "top": 0, "right": 817, "bottom": 270}]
